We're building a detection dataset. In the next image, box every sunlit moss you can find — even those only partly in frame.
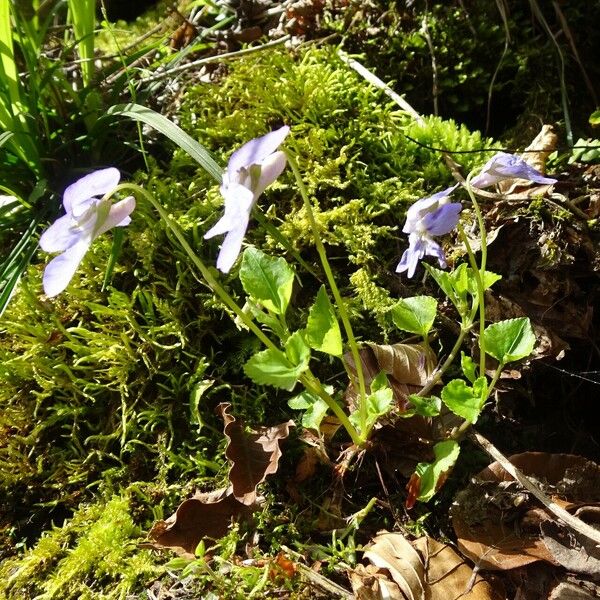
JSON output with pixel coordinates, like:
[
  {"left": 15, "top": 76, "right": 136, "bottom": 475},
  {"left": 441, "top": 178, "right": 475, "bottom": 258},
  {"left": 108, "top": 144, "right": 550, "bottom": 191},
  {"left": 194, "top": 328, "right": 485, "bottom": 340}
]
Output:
[{"left": 0, "top": 496, "right": 160, "bottom": 600}]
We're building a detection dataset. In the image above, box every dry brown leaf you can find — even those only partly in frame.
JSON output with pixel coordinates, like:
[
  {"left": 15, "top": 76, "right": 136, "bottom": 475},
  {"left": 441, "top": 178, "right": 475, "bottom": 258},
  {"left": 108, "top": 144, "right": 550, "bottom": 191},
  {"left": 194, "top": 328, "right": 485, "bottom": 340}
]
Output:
[
  {"left": 346, "top": 343, "right": 437, "bottom": 411},
  {"left": 218, "top": 402, "right": 294, "bottom": 505},
  {"left": 452, "top": 453, "right": 600, "bottom": 571},
  {"left": 548, "top": 579, "right": 600, "bottom": 600},
  {"left": 413, "top": 537, "right": 503, "bottom": 600},
  {"left": 363, "top": 532, "right": 426, "bottom": 600},
  {"left": 540, "top": 518, "right": 600, "bottom": 578},
  {"left": 349, "top": 564, "right": 406, "bottom": 600},
  {"left": 147, "top": 488, "right": 254, "bottom": 557}
]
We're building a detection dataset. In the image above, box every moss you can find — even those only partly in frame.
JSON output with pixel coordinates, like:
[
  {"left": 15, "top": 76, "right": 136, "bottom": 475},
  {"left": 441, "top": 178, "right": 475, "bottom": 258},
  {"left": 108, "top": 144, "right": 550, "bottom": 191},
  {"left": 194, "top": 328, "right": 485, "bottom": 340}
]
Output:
[{"left": 0, "top": 495, "right": 161, "bottom": 600}]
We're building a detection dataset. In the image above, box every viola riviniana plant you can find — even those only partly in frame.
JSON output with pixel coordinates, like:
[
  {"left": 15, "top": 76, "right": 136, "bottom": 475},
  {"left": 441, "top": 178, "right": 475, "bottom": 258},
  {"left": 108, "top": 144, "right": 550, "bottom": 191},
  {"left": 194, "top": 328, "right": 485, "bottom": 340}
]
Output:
[
  {"left": 397, "top": 153, "right": 557, "bottom": 278},
  {"left": 204, "top": 126, "right": 290, "bottom": 273},
  {"left": 39, "top": 168, "right": 135, "bottom": 297}
]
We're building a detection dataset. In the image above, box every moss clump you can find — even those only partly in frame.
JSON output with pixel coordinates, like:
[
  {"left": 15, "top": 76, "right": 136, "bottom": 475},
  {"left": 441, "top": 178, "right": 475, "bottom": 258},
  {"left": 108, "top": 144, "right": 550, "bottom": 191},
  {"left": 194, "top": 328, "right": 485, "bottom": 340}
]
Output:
[{"left": 0, "top": 495, "right": 160, "bottom": 600}]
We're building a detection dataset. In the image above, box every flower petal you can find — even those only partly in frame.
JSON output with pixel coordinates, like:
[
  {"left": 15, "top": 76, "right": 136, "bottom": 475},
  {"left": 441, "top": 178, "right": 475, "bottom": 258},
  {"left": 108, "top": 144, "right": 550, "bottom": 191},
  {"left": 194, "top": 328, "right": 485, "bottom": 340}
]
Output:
[
  {"left": 94, "top": 196, "right": 136, "bottom": 238},
  {"left": 253, "top": 151, "right": 287, "bottom": 199},
  {"left": 39, "top": 214, "right": 80, "bottom": 252},
  {"left": 402, "top": 185, "right": 458, "bottom": 234},
  {"left": 471, "top": 152, "right": 557, "bottom": 188},
  {"left": 422, "top": 202, "right": 462, "bottom": 235},
  {"left": 42, "top": 239, "right": 91, "bottom": 297},
  {"left": 63, "top": 168, "right": 121, "bottom": 216},
  {"left": 227, "top": 126, "right": 290, "bottom": 174},
  {"left": 204, "top": 183, "right": 254, "bottom": 239},
  {"left": 216, "top": 225, "right": 248, "bottom": 273}
]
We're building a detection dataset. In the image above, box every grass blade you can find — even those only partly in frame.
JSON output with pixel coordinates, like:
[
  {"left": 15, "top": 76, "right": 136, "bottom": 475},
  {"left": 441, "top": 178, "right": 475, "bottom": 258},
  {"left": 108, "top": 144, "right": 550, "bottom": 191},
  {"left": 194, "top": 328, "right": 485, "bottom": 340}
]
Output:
[{"left": 103, "top": 103, "right": 223, "bottom": 183}]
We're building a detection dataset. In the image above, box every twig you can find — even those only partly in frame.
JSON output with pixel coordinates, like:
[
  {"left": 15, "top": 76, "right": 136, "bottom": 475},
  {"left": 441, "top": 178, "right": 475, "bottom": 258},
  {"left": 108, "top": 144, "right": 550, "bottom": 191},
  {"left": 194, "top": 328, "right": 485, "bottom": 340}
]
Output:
[
  {"left": 137, "top": 35, "right": 291, "bottom": 84},
  {"left": 471, "top": 431, "right": 600, "bottom": 547},
  {"left": 280, "top": 546, "right": 354, "bottom": 599},
  {"left": 420, "top": 14, "right": 439, "bottom": 116},
  {"left": 337, "top": 51, "right": 424, "bottom": 123}
]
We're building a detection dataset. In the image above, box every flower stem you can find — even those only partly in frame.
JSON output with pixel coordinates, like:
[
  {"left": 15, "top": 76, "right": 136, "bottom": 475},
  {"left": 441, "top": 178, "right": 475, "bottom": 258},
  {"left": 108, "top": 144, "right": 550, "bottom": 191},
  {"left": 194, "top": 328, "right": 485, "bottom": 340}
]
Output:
[
  {"left": 286, "top": 152, "right": 369, "bottom": 440},
  {"left": 464, "top": 175, "right": 488, "bottom": 376},
  {"left": 416, "top": 323, "right": 470, "bottom": 398},
  {"left": 456, "top": 222, "right": 486, "bottom": 377}
]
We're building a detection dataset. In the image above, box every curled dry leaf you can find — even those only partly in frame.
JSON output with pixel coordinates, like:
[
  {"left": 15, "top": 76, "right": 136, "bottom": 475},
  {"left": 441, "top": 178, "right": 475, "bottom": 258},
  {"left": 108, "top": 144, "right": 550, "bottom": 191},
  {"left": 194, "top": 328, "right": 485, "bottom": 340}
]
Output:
[
  {"left": 147, "top": 488, "right": 255, "bottom": 557},
  {"left": 345, "top": 343, "right": 437, "bottom": 411},
  {"left": 349, "top": 563, "right": 407, "bottom": 600},
  {"left": 218, "top": 402, "right": 294, "bottom": 505},
  {"left": 413, "top": 537, "right": 503, "bottom": 600},
  {"left": 362, "top": 532, "right": 426, "bottom": 600},
  {"left": 354, "top": 532, "right": 501, "bottom": 600},
  {"left": 548, "top": 580, "right": 600, "bottom": 600},
  {"left": 541, "top": 516, "right": 600, "bottom": 578},
  {"left": 452, "top": 452, "right": 600, "bottom": 571}
]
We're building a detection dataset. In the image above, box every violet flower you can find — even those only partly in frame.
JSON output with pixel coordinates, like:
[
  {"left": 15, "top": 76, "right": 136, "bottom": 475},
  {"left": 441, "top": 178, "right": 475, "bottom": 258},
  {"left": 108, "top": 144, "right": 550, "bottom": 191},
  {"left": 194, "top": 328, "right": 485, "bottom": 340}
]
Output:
[
  {"left": 204, "top": 126, "right": 290, "bottom": 273},
  {"left": 396, "top": 185, "right": 462, "bottom": 278},
  {"left": 39, "top": 168, "right": 135, "bottom": 297},
  {"left": 470, "top": 152, "right": 557, "bottom": 189}
]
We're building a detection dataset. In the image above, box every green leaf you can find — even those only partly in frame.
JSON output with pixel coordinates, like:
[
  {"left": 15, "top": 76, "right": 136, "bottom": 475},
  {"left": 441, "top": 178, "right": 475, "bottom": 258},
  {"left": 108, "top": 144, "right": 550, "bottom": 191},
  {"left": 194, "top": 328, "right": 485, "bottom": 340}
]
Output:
[
  {"left": 590, "top": 110, "right": 600, "bottom": 126},
  {"left": 103, "top": 104, "right": 222, "bottom": 182},
  {"left": 288, "top": 387, "right": 332, "bottom": 431},
  {"left": 284, "top": 331, "right": 311, "bottom": 367},
  {"left": 243, "top": 301, "right": 287, "bottom": 339},
  {"left": 440, "top": 377, "right": 487, "bottom": 423},
  {"left": 306, "top": 286, "right": 343, "bottom": 356},
  {"left": 350, "top": 372, "right": 393, "bottom": 433},
  {"left": 461, "top": 352, "right": 477, "bottom": 383},
  {"left": 240, "top": 248, "right": 295, "bottom": 316},
  {"left": 404, "top": 394, "right": 442, "bottom": 417},
  {"left": 244, "top": 347, "right": 306, "bottom": 391},
  {"left": 483, "top": 317, "right": 536, "bottom": 364},
  {"left": 391, "top": 296, "right": 437, "bottom": 336},
  {"left": 415, "top": 440, "right": 461, "bottom": 502},
  {"left": 426, "top": 264, "right": 501, "bottom": 315},
  {"left": 425, "top": 265, "right": 462, "bottom": 311}
]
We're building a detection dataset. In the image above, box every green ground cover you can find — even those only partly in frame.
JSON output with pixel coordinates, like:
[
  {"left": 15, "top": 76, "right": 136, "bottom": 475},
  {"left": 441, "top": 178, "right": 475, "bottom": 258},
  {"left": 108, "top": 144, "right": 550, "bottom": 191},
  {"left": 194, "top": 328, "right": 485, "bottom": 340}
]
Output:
[{"left": 1, "top": 1, "right": 599, "bottom": 598}]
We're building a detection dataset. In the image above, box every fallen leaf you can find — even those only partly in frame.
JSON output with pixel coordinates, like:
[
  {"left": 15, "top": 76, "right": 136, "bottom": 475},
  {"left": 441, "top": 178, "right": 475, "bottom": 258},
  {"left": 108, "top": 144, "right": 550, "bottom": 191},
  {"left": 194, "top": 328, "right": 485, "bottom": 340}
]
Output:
[
  {"left": 413, "top": 537, "right": 503, "bottom": 599},
  {"left": 147, "top": 488, "right": 254, "bottom": 557},
  {"left": 346, "top": 343, "right": 437, "bottom": 411},
  {"left": 269, "top": 552, "right": 298, "bottom": 581},
  {"left": 452, "top": 453, "right": 600, "bottom": 571},
  {"left": 363, "top": 532, "right": 426, "bottom": 600},
  {"left": 218, "top": 403, "right": 294, "bottom": 505},
  {"left": 540, "top": 518, "right": 600, "bottom": 578},
  {"left": 548, "top": 579, "right": 600, "bottom": 600},
  {"left": 349, "top": 563, "right": 406, "bottom": 600}
]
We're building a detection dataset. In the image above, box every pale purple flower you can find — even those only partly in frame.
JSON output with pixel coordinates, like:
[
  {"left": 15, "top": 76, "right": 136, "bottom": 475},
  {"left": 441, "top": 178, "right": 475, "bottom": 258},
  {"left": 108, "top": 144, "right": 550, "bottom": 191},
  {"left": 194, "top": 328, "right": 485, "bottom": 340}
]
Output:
[
  {"left": 396, "top": 185, "right": 462, "bottom": 278},
  {"left": 204, "top": 126, "right": 290, "bottom": 273},
  {"left": 470, "top": 152, "right": 557, "bottom": 188},
  {"left": 39, "top": 168, "right": 135, "bottom": 297}
]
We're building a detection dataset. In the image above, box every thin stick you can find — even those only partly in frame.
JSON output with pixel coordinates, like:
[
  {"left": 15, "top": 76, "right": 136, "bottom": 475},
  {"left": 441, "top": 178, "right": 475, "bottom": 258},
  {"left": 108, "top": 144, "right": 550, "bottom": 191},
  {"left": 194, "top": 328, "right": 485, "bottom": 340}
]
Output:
[
  {"left": 137, "top": 35, "right": 291, "bottom": 84},
  {"left": 280, "top": 546, "right": 354, "bottom": 599},
  {"left": 471, "top": 431, "right": 600, "bottom": 546}
]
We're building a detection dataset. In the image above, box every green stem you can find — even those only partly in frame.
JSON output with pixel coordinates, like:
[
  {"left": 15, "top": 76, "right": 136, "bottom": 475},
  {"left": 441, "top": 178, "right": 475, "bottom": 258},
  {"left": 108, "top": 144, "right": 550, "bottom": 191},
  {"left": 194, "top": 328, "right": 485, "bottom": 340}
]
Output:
[
  {"left": 303, "top": 370, "right": 362, "bottom": 446},
  {"left": 417, "top": 323, "right": 470, "bottom": 398},
  {"left": 114, "top": 184, "right": 363, "bottom": 446},
  {"left": 457, "top": 223, "right": 486, "bottom": 376},
  {"left": 286, "top": 152, "right": 369, "bottom": 439},
  {"left": 464, "top": 175, "right": 488, "bottom": 375}
]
